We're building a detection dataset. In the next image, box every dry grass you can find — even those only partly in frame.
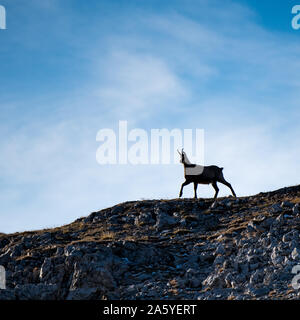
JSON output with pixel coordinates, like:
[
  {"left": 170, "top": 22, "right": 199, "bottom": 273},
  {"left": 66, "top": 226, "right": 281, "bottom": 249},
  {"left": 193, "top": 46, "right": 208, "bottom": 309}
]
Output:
[{"left": 172, "top": 228, "right": 193, "bottom": 235}]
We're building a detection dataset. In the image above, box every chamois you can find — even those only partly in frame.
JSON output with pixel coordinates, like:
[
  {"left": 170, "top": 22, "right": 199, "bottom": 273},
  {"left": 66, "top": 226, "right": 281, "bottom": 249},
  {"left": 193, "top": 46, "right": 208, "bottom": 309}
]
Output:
[{"left": 178, "top": 149, "right": 236, "bottom": 199}]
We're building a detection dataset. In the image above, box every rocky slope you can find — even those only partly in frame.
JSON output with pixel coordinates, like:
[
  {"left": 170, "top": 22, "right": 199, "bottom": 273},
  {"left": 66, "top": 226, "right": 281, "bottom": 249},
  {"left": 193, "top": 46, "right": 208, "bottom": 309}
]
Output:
[{"left": 1, "top": 186, "right": 300, "bottom": 300}]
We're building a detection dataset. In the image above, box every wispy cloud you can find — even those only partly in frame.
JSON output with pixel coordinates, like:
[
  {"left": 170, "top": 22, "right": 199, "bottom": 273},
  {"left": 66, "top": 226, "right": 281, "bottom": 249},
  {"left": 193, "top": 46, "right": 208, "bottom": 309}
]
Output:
[{"left": 96, "top": 51, "right": 188, "bottom": 122}]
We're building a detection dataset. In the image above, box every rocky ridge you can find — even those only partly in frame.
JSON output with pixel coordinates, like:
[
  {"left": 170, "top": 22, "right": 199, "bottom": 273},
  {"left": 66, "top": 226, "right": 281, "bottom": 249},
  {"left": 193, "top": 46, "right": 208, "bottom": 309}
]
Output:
[{"left": 1, "top": 185, "right": 300, "bottom": 300}]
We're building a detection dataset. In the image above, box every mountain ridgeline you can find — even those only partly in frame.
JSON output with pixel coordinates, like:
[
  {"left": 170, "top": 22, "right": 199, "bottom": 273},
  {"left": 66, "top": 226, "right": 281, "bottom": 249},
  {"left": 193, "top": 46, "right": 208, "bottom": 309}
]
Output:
[{"left": 1, "top": 186, "right": 300, "bottom": 300}]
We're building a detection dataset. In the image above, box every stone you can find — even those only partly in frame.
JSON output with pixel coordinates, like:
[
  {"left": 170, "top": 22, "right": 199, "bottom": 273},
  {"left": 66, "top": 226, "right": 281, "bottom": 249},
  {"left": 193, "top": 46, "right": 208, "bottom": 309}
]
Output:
[
  {"left": 135, "top": 212, "right": 155, "bottom": 226},
  {"left": 203, "top": 274, "right": 226, "bottom": 289},
  {"left": 215, "top": 244, "right": 226, "bottom": 255},
  {"left": 291, "top": 248, "right": 300, "bottom": 260},
  {"left": 0, "top": 289, "right": 16, "bottom": 300},
  {"left": 282, "top": 231, "right": 299, "bottom": 243},
  {"left": 281, "top": 201, "right": 294, "bottom": 209},
  {"left": 67, "top": 288, "right": 98, "bottom": 300},
  {"left": 69, "top": 260, "right": 116, "bottom": 293},
  {"left": 39, "top": 257, "right": 52, "bottom": 281},
  {"left": 15, "top": 284, "right": 58, "bottom": 300},
  {"left": 154, "top": 211, "right": 177, "bottom": 231},
  {"left": 293, "top": 204, "right": 300, "bottom": 215},
  {"left": 250, "top": 270, "right": 263, "bottom": 285},
  {"left": 270, "top": 204, "right": 282, "bottom": 214}
]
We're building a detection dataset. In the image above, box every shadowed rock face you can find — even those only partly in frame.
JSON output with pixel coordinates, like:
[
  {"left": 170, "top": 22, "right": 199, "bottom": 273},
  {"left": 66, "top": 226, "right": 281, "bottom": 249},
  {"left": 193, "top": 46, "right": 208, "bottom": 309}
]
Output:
[{"left": 1, "top": 185, "right": 300, "bottom": 300}]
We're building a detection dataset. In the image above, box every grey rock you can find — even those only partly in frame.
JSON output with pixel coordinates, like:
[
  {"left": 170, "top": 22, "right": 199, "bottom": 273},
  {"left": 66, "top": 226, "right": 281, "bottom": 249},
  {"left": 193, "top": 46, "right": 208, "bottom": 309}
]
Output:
[
  {"left": 67, "top": 288, "right": 98, "bottom": 300},
  {"left": 250, "top": 287, "right": 270, "bottom": 297},
  {"left": 135, "top": 212, "right": 155, "bottom": 226},
  {"left": 260, "top": 218, "right": 275, "bottom": 229},
  {"left": 154, "top": 210, "right": 177, "bottom": 231},
  {"left": 0, "top": 289, "right": 16, "bottom": 300},
  {"left": 203, "top": 274, "right": 226, "bottom": 289},
  {"left": 270, "top": 203, "right": 282, "bottom": 214},
  {"left": 282, "top": 230, "right": 299, "bottom": 243},
  {"left": 15, "top": 284, "right": 58, "bottom": 300},
  {"left": 210, "top": 201, "right": 218, "bottom": 209},
  {"left": 271, "top": 247, "right": 283, "bottom": 266},
  {"left": 215, "top": 244, "right": 226, "bottom": 255},
  {"left": 39, "top": 257, "right": 52, "bottom": 281},
  {"left": 111, "top": 206, "right": 124, "bottom": 215},
  {"left": 69, "top": 260, "right": 116, "bottom": 293},
  {"left": 291, "top": 248, "right": 300, "bottom": 260},
  {"left": 293, "top": 204, "right": 300, "bottom": 215},
  {"left": 250, "top": 270, "right": 264, "bottom": 285},
  {"left": 214, "top": 255, "right": 225, "bottom": 265},
  {"left": 281, "top": 201, "right": 294, "bottom": 209}
]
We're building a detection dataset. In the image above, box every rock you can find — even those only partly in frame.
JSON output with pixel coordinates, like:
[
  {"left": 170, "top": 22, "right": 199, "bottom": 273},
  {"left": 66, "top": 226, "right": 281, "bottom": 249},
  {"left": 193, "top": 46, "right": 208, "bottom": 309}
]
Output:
[
  {"left": 250, "top": 270, "right": 264, "bottom": 285},
  {"left": 188, "top": 278, "right": 202, "bottom": 288},
  {"left": 224, "top": 273, "right": 236, "bottom": 288},
  {"left": 67, "top": 288, "right": 98, "bottom": 300},
  {"left": 260, "top": 217, "right": 275, "bottom": 229},
  {"left": 135, "top": 212, "right": 155, "bottom": 226},
  {"left": 274, "top": 214, "right": 285, "bottom": 225},
  {"left": 281, "top": 201, "right": 294, "bottom": 208},
  {"left": 111, "top": 206, "right": 124, "bottom": 215},
  {"left": 214, "top": 255, "right": 225, "bottom": 265},
  {"left": 108, "top": 214, "right": 120, "bottom": 223},
  {"left": 203, "top": 274, "right": 226, "bottom": 289},
  {"left": 154, "top": 209, "right": 178, "bottom": 231},
  {"left": 179, "top": 218, "right": 187, "bottom": 227},
  {"left": 69, "top": 259, "right": 116, "bottom": 293},
  {"left": 198, "top": 214, "right": 220, "bottom": 231},
  {"left": 15, "top": 284, "right": 58, "bottom": 300},
  {"left": 184, "top": 269, "right": 203, "bottom": 288},
  {"left": 247, "top": 221, "right": 265, "bottom": 233},
  {"left": 38, "top": 232, "right": 52, "bottom": 245},
  {"left": 210, "top": 201, "right": 218, "bottom": 209},
  {"left": 0, "top": 249, "right": 12, "bottom": 265},
  {"left": 293, "top": 204, "right": 300, "bottom": 215},
  {"left": 291, "top": 248, "right": 300, "bottom": 260},
  {"left": 282, "top": 231, "right": 299, "bottom": 243},
  {"left": 247, "top": 222, "right": 256, "bottom": 232},
  {"left": 271, "top": 247, "right": 283, "bottom": 266},
  {"left": 39, "top": 257, "right": 52, "bottom": 281},
  {"left": 215, "top": 244, "right": 226, "bottom": 256},
  {"left": 250, "top": 287, "right": 270, "bottom": 297},
  {"left": 0, "top": 289, "right": 16, "bottom": 300},
  {"left": 270, "top": 203, "right": 282, "bottom": 214}
]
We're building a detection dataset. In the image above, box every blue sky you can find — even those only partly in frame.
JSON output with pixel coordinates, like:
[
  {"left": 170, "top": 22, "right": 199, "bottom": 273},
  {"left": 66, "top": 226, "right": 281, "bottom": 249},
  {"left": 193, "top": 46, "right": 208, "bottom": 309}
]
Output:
[{"left": 1, "top": 0, "right": 300, "bottom": 233}]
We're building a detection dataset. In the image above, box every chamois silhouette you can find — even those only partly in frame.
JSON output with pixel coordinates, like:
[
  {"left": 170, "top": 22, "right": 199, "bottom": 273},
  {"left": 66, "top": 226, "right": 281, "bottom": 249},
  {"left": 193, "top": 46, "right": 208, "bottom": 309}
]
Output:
[{"left": 178, "top": 149, "right": 236, "bottom": 199}]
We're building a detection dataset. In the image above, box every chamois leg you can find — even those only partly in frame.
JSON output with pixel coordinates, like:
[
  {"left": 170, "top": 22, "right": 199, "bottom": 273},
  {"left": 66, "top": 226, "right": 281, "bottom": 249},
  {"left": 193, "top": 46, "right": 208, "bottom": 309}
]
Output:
[
  {"left": 193, "top": 182, "right": 198, "bottom": 199},
  {"left": 219, "top": 179, "right": 236, "bottom": 198},
  {"left": 212, "top": 181, "right": 219, "bottom": 200},
  {"left": 179, "top": 180, "right": 191, "bottom": 198}
]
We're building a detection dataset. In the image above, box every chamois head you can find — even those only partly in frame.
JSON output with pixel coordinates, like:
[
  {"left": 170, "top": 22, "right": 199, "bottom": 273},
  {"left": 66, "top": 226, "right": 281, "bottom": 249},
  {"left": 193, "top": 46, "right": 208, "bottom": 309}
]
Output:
[{"left": 177, "top": 148, "right": 186, "bottom": 164}]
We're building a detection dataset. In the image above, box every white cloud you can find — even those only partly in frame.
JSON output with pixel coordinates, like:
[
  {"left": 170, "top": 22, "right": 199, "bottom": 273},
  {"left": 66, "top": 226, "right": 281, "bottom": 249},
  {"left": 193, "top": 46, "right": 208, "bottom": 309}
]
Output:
[{"left": 95, "top": 51, "right": 188, "bottom": 121}]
